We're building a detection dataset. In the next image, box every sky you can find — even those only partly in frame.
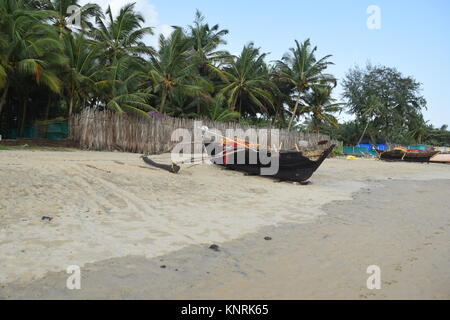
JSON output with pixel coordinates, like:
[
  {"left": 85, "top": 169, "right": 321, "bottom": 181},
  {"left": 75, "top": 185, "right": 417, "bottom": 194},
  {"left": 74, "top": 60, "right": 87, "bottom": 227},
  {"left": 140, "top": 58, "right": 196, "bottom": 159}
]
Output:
[{"left": 83, "top": 0, "right": 450, "bottom": 127}]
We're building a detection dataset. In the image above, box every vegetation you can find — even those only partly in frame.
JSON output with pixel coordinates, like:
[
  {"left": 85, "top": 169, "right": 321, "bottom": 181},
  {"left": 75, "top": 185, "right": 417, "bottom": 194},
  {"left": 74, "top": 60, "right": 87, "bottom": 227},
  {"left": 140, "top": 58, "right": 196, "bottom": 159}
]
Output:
[
  {"left": 338, "top": 64, "right": 449, "bottom": 146},
  {"left": 0, "top": 1, "right": 448, "bottom": 146},
  {"left": 0, "top": 1, "right": 339, "bottom": 136}
]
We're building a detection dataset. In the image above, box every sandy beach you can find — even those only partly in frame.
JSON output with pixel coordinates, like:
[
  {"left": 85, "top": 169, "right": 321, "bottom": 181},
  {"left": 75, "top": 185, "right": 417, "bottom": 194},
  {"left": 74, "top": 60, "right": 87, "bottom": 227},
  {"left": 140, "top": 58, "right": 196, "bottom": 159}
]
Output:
[{"left": 0, "top": 149, "right": 449, "bottom": 299}]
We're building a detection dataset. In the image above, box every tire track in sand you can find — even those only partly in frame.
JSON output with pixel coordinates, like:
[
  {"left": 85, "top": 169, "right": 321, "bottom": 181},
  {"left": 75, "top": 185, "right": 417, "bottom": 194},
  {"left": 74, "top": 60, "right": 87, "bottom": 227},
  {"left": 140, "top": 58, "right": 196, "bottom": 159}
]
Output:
[{"left": 63, "top": 163, "right": 197, "bottom": 244}]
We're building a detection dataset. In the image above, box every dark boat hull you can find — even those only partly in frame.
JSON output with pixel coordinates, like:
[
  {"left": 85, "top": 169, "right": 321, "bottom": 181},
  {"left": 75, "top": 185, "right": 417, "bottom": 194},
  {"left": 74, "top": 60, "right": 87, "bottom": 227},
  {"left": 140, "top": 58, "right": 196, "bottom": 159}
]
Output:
[
  {"left": 205, "top": 143, "right": 335, "bottom": 182},
  {"left": 377, "top": 150, "right": 439, "bottom": 163}
]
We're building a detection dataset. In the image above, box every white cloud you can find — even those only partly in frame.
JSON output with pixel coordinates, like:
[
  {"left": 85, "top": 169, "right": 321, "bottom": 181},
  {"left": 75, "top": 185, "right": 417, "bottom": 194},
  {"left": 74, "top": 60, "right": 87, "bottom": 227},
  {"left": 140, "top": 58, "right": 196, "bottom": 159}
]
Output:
[{"left": 80, "top": 0, "right": 172, "bottom": 48}]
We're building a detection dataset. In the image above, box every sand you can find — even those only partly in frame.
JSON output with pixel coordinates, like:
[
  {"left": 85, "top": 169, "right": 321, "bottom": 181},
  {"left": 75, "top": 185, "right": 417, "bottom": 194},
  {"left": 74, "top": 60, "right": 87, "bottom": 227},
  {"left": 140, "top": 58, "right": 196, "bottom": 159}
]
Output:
[{"left": 0, "top": 149, "right": 449, "bottom": 299}]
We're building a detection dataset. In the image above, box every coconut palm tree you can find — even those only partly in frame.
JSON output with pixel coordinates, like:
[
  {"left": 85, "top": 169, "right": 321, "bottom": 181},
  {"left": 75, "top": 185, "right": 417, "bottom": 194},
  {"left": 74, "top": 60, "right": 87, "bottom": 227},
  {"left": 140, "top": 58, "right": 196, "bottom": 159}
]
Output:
[
  {"left": 39, "top": 0, "right": 102, "bottom": 36},
  {"left": 188, "top": 10, "right": 230, "bottom": 78},
  {"left": 143, "top": 28, "right": 209, "bottom": 113},
  {"left": 91, "top": 3, "right": 154, "bottom": 62},
  {"left": 275, "top": 39, "right": 335, "bottom": 130},
  {"left": 301, "top": 85, "right": 343, "bottom": 133},
  {"left": 206, "top": 95, "right": 240, "bottom": 122},
  {"left": 61, "top": 32, "right": 101, "bottom": 115},
  {"left": 163, "top": 88, "right": 198, "bottom": 118},
  {"left": 187, "top": 10, "right": 230, "bottom": 114},
  {"left": 355, "top": 95, "right": 383, "bottom": 145},
  {"left": 218, "top": 43, "right": 275, "bottom": 115},
  {"left": 99, "top": 56, "right": 154, "bottom": 116},
  {"left": 0, "top": 0, "right": 63, "bottom": 120}
]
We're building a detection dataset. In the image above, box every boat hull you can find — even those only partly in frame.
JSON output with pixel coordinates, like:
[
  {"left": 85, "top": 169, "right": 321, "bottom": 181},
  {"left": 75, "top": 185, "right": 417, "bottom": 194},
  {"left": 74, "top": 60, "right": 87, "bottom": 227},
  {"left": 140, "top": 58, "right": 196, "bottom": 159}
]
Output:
[
  {"left": 204, "top": 143, "right": 335, "bottom": 182},
  {"left": 430, "top": 154, "right": 450, "bottom": 163},
  {"left": 377, "top": 150, "right": 439, "bottom": 163}
]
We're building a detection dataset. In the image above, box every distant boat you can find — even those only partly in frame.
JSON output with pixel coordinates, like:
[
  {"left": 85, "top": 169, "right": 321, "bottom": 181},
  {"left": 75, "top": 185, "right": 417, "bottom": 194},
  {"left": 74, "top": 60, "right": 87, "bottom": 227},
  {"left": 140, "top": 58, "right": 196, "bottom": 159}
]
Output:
[
  {"left": 376, "top": 147, "right": 439, "bottom": 163},
  {"left": 430, "top": 153, "right": 450, "bottom": 163},
  {"left": 204, "top": 142, "right": 335, "bottom": 182}
]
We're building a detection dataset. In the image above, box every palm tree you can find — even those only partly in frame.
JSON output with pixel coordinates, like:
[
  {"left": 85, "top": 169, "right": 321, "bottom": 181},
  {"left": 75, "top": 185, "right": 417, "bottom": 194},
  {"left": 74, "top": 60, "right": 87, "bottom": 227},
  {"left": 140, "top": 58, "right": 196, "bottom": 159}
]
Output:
[
  {"left": 188, "top": 10, "right": 230, "bottom": 78},
  {"left": 356, "top": 95, "right": 383, "bottom": 145},
  {"left": 301, "top": 85, "right": 343, "bottom": 133},
  {"left": 62, "top": 32, "right": 101, "bottom": 115},
  {"left": 187, "top": 10, "right": 230, "bottom": 114},
  {"left": 408, "top": 113, "right": 429, "bottom": 144},
  {"left": 143, "top": 28, "right": 208, "bottom": 113},
  {"left": 39, "top": 0, "right": 102, "bottom": 36},
  {"left": 207, "top": 95, "right": 240, "bottom": 122},
  {"left": 99, "top": 56, "right": 154, "bottom": 116},
  {"left": 0, "top": 0, "right": 63, "bottom": 120},
  {"left": 219, "top": 43, "right": 275, "bottom": 115},
  {"left": 91, "top": 3, "right": 154, "bottom": 62},
  {"left": 275, "top": 39, "right": 335, "bottom": 130},
  {"left": 164, "top": 88, "right": 198, "bottom": 118}
]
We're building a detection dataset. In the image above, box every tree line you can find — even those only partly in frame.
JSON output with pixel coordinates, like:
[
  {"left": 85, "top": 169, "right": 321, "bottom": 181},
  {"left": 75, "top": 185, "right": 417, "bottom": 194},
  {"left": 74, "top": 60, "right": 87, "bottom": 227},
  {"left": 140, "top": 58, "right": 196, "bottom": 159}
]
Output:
[{"left": 0, "top": 0, "right": 448, "bottom": 146}]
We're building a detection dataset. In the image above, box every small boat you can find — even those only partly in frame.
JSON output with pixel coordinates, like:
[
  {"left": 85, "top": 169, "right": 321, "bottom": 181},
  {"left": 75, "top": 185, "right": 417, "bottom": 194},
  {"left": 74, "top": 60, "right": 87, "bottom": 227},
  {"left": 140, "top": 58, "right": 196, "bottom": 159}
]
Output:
[
  {"left": 204, "top": 141, "right": 335, "bottom": 182},
  {"left": 430, "top": 153, "right": 450, "bottom": 164},
  {"left": 376, "top": 147, "right": 439, "bottom": 163}
]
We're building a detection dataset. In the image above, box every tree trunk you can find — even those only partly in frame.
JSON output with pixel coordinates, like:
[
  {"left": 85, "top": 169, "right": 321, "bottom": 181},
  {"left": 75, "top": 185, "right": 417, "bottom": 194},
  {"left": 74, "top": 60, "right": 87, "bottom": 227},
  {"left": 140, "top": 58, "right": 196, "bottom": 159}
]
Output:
[
  {"left": 19, "top": 100, "right": 27, "bottom": 137},
  {"left": 357, "top": 120, "right": 370, "bottom": 145},
  {"left": 196, "top": 94, "right": 201, "bottom": 115},
  {"left": 0, "top": 84, "right": 9, "bottom": 117},
  {"left": 288, "top": 95, "right": 301, "bottom": 131},
  {"left": 69, "top": 96, "right": 74, "bottom": 116},
  {"left": 160, "top": 90, "right": 167, "bottom": 113},
  {"left": 44, "top": 94, "right": 52, "bottom": 121}
]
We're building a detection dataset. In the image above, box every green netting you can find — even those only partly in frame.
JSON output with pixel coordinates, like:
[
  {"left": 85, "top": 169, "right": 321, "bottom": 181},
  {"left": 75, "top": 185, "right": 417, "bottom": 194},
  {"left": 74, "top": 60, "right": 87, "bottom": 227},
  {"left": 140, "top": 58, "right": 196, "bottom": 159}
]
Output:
[
  {"left": 5, "top": 121, "right": 68, "bottom": 140},
  {"left": 343, "top": 146, "right": 377, "bottom": 156}
]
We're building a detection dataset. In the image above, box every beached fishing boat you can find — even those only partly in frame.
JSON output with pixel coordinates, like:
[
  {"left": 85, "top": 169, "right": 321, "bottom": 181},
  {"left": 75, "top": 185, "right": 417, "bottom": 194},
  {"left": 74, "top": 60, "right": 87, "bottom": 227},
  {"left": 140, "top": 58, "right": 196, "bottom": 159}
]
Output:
[
  {"left": 376, "top": 147, "right": 439, "bottom": 163},
  {"left": 204, "top": 141, "right": 335, "bottom": 182},
  {"left": 430, "top": 153, "right": 450, "bottom": 164}
]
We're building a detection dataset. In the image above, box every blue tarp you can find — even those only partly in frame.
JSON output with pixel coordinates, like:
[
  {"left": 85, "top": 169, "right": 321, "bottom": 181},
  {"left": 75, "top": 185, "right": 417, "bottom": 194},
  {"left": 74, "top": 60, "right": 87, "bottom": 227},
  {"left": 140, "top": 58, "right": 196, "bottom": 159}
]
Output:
[{"left": 355, "top": 144, "right": 387, "bottom": 151}]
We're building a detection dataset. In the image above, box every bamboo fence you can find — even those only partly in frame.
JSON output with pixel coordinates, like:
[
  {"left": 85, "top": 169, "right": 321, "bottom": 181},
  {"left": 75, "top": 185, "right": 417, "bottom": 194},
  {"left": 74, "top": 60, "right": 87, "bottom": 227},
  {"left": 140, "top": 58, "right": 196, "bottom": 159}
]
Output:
[{"left": 69, "top": 109, "right": 340, "bottom": 154}]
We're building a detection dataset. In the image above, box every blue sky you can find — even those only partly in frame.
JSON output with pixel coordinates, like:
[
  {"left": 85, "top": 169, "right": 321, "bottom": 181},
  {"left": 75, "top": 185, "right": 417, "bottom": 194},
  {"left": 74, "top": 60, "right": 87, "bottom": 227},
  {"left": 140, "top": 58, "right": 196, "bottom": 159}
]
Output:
[{"left": 94, "top": 0, "right": 450, "bottom": 127}]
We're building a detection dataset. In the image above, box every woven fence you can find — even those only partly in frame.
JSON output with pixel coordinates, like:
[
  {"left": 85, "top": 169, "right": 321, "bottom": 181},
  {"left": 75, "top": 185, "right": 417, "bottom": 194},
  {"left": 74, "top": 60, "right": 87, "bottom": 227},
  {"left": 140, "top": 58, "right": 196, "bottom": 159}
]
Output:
[{"left": 69, "top": 109, "right": 340, "bottom": 154}]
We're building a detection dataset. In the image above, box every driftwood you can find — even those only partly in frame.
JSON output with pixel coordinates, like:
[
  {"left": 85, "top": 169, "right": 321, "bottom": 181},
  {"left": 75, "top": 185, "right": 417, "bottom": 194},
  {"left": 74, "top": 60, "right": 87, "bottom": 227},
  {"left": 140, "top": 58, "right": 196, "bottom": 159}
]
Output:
[{"left": 141, "top": 156, "right": 180, "bottom": 173}]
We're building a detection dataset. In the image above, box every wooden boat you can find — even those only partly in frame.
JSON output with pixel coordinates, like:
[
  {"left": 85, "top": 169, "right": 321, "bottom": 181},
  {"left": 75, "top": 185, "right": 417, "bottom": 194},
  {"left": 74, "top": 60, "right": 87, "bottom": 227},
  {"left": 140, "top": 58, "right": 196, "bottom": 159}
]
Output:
[
  {"left": 376, "top": 147, "right": 439, "bottom": 163},
  {"left": 430, "top": 153, "right": 450, "bottom": 163},
  {"left": 204, "top": 142, "right": 335, "bottom": 182}
]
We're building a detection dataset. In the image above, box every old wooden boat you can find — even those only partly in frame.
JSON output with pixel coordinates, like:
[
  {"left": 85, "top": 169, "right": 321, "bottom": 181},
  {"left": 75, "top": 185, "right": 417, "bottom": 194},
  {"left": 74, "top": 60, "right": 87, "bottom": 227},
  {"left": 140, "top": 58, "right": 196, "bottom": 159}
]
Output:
[
  {"left": 376, "top": 147, "right": 439, "bottom": 163},
  {"left": 430, "top": 153, "right": 450, "bottom": 164},
  {"left": 204, "top": 142, "right": 335, "bottom": 182}
]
